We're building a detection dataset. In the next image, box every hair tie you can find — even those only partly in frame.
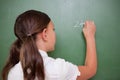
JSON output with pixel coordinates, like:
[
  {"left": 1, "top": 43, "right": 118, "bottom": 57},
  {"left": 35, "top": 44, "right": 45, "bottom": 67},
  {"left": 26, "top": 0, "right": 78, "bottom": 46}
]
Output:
[{"left": 27, "top": 33, "right": 32, "bottom": 37}]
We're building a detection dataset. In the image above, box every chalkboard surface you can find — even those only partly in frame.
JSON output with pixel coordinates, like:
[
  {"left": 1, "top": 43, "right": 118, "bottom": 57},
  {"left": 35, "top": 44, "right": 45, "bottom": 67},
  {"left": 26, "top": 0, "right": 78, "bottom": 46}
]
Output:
[{"left": 0, "top": 0, "right": 120, "bottom": 80}]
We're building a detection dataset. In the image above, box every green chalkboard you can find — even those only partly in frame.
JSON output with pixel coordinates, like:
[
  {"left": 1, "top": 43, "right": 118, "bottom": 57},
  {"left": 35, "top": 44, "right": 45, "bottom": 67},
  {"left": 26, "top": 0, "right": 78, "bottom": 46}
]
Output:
[{"left": 0, "top": 0, "right": 120, "bottom": 80}]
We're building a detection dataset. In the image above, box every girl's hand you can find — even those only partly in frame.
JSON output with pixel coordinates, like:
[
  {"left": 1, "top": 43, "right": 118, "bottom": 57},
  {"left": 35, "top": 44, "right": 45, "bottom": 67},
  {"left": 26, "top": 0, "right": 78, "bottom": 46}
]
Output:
[{"left": 83, "top": 21, "right": 96, "bottom": 39}]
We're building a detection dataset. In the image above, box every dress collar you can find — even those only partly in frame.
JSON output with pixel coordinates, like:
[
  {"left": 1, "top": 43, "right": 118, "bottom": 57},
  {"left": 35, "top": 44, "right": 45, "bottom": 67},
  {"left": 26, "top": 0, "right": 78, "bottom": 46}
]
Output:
[{"left": 38, "top": 49, "right": 48, "bottom": 57}]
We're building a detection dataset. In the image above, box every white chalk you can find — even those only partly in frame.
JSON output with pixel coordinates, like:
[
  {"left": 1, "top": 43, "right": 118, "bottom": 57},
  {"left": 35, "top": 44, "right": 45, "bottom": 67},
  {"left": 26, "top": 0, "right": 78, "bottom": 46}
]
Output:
[
  {"left": 79, "top": 22, "right": 85, "bottom": 27},
  {"left": 73, "top": 22, "right": 85, "bottom": 28}
]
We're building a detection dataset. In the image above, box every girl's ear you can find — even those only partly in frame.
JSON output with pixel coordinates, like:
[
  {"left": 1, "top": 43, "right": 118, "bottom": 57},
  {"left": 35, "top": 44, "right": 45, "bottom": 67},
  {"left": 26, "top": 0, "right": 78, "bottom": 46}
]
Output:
[{"left": 41, "top": 28, "right": 48, "bottom": 41}]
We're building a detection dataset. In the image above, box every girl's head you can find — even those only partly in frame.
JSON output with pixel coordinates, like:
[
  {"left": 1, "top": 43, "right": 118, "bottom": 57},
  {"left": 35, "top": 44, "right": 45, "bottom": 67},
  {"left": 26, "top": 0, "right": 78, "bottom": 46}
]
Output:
[{"left": 15, "top": 10, "right": 56, "bottom": 52}]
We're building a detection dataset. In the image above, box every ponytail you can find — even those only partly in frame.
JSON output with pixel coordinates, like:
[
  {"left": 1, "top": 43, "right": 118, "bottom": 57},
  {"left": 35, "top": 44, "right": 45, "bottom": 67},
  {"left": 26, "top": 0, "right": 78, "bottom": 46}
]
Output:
[
  {"left": 20, "top": 36, "right": 44, "bottom": 80},
  {"left": 2, "top": 10, "right": 51, "bottom": 80},
  {"left": 2, "top": 39, "right": 22, "bottom": 80}
]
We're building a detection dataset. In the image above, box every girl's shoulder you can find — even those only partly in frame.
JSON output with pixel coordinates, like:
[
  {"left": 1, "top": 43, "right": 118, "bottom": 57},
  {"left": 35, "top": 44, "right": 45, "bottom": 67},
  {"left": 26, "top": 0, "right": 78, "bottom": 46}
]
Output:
[{"left": 8, "top": 62, "right": 23, "bottom": 80}]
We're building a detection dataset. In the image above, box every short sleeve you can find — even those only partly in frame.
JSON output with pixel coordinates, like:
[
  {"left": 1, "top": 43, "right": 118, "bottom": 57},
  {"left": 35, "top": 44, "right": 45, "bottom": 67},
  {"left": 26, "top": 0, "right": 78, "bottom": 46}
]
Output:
[{"left": 45, "top": 58, "right": 80, "bottom": 80}]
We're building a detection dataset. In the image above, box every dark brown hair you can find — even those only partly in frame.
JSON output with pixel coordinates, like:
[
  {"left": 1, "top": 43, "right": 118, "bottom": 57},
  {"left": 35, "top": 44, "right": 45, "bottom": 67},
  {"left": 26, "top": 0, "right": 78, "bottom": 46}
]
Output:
[{"left": 2, "top": 10, "right": 51, "bottom": 80}]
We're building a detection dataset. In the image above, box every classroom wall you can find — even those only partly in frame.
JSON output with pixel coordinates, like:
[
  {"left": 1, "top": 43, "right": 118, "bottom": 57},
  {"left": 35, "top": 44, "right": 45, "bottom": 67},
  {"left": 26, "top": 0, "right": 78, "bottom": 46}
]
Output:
[{"left": 0, "top": 0, "right": 120, "bottom": 80}]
